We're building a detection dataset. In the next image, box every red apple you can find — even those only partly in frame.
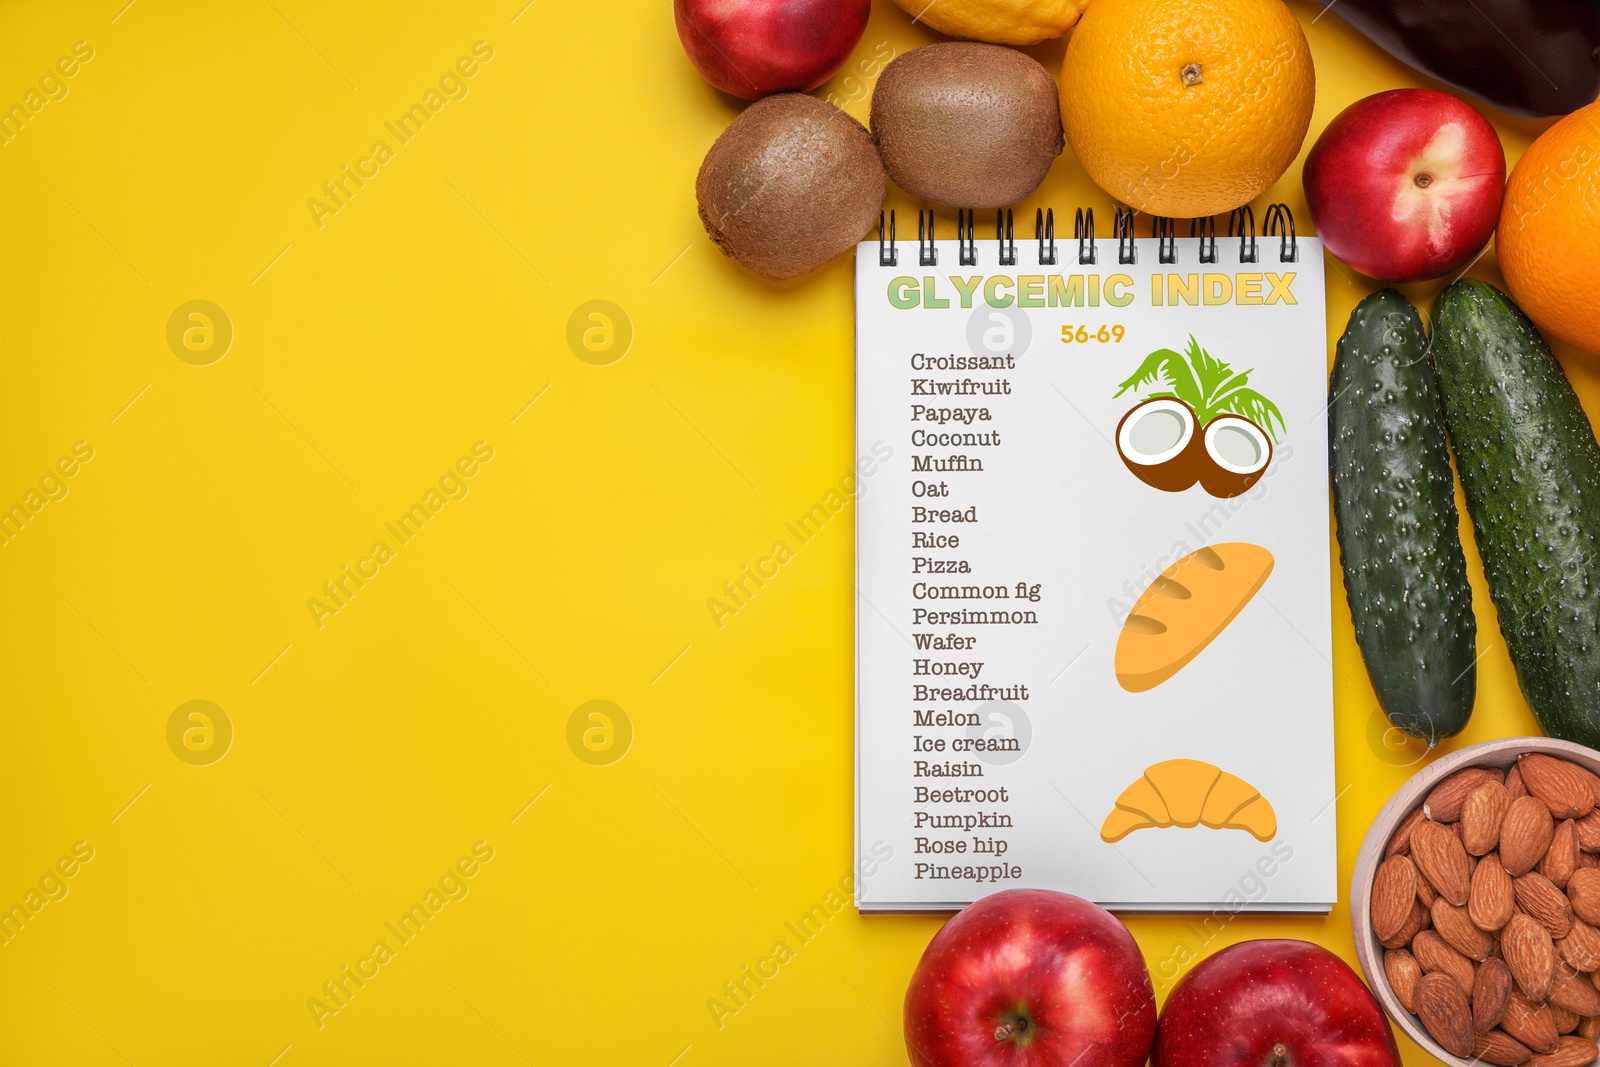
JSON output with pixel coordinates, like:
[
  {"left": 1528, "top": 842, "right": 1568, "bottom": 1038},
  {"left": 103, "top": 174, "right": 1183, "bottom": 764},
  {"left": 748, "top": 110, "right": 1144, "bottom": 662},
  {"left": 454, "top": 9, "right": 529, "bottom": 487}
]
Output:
[
  {"left": 1303, "top": 88, "right": 1505, "bottom": 282},
  {"left": 674, "top": 0, "right": 870, "bottom": 100},
  {"left": 903, "top": 889, "right": 1156, "bottom": 1067},
  {"left": 1153, "top": 940, "right": 1401, "bottom": 1067}
]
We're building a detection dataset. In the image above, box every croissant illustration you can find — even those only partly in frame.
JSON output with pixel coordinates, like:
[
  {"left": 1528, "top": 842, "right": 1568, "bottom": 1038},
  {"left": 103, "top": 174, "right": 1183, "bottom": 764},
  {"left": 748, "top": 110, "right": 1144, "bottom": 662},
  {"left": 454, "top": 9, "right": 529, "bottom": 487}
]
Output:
[{"left": 1100, "top": 758, "right": 1276, "bottom": 843}]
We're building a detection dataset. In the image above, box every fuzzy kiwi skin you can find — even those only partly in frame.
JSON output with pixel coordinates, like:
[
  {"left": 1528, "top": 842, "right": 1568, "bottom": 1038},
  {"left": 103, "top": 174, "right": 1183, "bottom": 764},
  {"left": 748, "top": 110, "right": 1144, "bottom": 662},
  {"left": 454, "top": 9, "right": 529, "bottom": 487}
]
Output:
[
  {"left": 695, "top": 93, "right": 885, "bottom": 282},
  {"left": 870, "top": 43, "right": 1062, "bottom": 208}
]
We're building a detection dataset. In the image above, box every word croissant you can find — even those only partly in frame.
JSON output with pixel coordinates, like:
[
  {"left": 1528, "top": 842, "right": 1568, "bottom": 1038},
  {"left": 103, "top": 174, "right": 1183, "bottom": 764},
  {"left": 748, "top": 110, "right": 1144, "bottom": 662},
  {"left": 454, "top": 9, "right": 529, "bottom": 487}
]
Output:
[{"left": 1100, "top": 758, "right": 1276, "bottom": 843}]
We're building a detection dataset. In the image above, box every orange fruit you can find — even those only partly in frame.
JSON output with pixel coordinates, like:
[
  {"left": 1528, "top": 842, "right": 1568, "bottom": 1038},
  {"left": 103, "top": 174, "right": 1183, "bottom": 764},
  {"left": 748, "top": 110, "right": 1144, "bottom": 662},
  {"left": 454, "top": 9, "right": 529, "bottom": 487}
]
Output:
[
  {"left": 1498, "top": 101, "right": 1600, "bottom": 355},
  {"left": 1059, "top": 0, "right": 1315, "bottom": 218}
]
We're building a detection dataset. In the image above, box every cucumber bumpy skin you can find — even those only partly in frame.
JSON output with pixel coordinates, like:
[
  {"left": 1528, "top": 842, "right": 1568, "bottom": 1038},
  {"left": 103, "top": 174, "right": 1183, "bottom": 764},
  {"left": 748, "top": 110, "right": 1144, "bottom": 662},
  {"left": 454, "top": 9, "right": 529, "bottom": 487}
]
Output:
[
  {"left": 1432, "top": 279, "right": 1600, "bottom": 746},
  {"left": 1330, "top": 289, "right": 1476, "bottom": 745}
]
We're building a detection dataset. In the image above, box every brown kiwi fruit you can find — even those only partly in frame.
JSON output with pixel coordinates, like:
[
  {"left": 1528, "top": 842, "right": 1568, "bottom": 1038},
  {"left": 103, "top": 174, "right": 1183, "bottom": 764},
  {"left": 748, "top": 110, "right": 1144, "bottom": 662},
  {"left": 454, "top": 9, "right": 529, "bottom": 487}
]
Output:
[
  {"left": 695, "top": 93, "right": 886, "bottom": 282},
  {"left": 870, "top": 43, "right": 1062, "bottom": 208}
]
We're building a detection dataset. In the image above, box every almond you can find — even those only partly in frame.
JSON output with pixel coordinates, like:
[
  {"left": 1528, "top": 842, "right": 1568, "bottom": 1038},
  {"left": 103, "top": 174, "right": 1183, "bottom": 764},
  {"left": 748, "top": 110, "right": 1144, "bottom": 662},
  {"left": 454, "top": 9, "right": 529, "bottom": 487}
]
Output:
[
  {"left": 1418, "top": 969, "right": 1477, "bottom": 1057},
  {"left": 1553, "top": 966, "right": 1600, "bottom": 1016},
  {"left": 1576, "top": 810, "right": 1600, "bottom": 853},
  {"left": 1477, "top": 1028, "right": 1535, "bottom": 1065},
  {"left": 1506, "top": 796, "right": 1560, "bottom": 876},
  {"left": 1371, "top": 854, "right": 1418, "bottom": 941},
  {"left": 1415, "top": 928, "right": 1479, "bottom": 995},
  {"left": 1571, "top": 869, "right": 1600, "bottom": 926},
  {"left": 1505, "top": 912, "right": 1558, "bottom": 1001},
  {"left": 1403, "top": 897, "right": 1435, "bottom": 941},
  {"left": 1436, "top": 897, "right": 1498, "bottom": 959},
  {"left": 1526, "top": 1035, "right": 1600, "bottom": 1066},
  {"left": 1373, "top": 755, "right": 1600, "bottom": 1064},
  {"left": 1380, "top": 898, "right": 1432, "bottom": 949},
  {"left": 1559, "top": 918, "right": 1600, "bottom": 972},
  {"left": 1521, "top": 755, "right": 1598, "bottom": 820},
  {"left": 1552, "top": 1003, "right": 1584, "bottom": 1035},
  {"left": 1466, "top": 781, "right": 1515, "bottom": 855},
  {"left": 1550, "top": 820, "right": 1583, "bottom": 888},
  {"left": 1418, "top": 871, "right": 1439, "bottom": 906},
  {"left": 1388, "top": 804, "right": 1428, "bottom": 858},
  {"left": 1385, "top": 947, "right": 1422, "bottom": 1013},
  {"left": 1505, "top": 991, "right": 1564, "bottom": 1054},
  {"left": 1430, "top": 767, "right": 1501, "bottom": 823},
  {"left": 1415, "top": 817, "right": 1474, "bottom": 905},
  {"left": 1475, "top": 854, "right": 1520, "bottom": 931},
  {"left": 1520, "top": 871, "right": 1577, "bottom": 938},
  {"left": 1477, "top": 957, "right": 1515, "bottom": 1033}
]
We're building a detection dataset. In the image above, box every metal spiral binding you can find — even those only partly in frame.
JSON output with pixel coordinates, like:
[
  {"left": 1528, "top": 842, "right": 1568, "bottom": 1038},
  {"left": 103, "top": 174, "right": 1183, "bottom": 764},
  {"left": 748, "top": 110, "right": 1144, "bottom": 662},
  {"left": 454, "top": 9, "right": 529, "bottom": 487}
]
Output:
[
  {"left": 1036, "top": 208, "right": 1057, "bottom": 266},
  {"left": 1154, "top": 216, "right": 1177, "bottom": 264},
  {"left": 1114, "top": 207, "right": 1136, "bottom": 265},
  {"left": 1075, "top": 208, "right": 1097, "bottom": 266},
  {"left": 958, "top": 209, "right": 977, "bottom": 267},
  {"left": 1263, "top": 203, "right": 1297, "bottom": 263},
  {"left": 886, "top": 202, "right": 1290, "bottom": 269},
  {"left": 1228, "top": 206, "right": 1257, "bottom": 264},
  {"left": 1191, "top": 216, "right": 1217, "bottom": 264},
  {"left": 997, "top": 209, "right": 1016, "bottom": 266},
  {"left": 878, "top": 210, "right": 898, "bottom": 267}
]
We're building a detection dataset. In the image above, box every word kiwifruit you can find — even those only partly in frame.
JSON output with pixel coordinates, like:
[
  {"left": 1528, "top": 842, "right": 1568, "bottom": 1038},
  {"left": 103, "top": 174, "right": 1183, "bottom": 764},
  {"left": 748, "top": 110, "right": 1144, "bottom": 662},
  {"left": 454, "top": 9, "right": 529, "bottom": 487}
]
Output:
[
  {"left": 870, "top": 43, "right": 1062, "bottom": 208},
  {"left": 695, "top": 93, "right": 886, "bottom": 282}
]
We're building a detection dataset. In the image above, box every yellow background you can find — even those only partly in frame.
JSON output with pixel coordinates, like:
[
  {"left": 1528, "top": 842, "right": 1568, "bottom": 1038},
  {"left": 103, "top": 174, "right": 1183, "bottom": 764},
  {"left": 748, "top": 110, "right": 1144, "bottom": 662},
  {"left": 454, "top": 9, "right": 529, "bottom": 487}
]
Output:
[{"left": 1, "top": 1, "right": 1596, "bottom": 1064}]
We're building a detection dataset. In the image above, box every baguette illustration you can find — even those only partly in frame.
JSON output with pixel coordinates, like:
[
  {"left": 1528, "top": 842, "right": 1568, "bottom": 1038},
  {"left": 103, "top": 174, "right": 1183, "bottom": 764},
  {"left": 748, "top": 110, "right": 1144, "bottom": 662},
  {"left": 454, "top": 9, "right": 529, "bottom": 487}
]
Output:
[
  {"left": 1100, "top": 758, "right": 1276, "bottom": 842},
  {"left": 1114, "top": 542, "right": 1274, "bottom": 692}
]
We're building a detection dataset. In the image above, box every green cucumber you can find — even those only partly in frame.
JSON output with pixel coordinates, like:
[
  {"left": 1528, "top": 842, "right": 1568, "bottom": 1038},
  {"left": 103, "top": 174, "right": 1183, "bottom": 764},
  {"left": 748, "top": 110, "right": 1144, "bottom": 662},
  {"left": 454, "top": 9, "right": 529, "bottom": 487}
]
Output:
[
  {"left": 1330, "top": 289, "right": 1476, "bottom": 745},
  {"left": 1432, "top": 279, "right": 1600, "bottom": 746}
]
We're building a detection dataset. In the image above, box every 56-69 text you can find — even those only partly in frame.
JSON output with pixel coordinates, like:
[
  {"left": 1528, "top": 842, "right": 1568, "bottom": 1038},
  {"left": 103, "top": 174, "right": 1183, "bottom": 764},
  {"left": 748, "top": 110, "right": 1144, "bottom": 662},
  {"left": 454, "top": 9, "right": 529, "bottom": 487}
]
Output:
[{"left": 1061, "top": 324, "right": 1125, "bottom": 343}]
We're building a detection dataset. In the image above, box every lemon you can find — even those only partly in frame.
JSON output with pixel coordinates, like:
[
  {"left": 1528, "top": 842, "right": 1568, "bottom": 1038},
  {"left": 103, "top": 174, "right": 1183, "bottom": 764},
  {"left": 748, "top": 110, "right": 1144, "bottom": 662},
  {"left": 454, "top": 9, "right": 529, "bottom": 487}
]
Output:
[{"left": 891, "top": 0, "right": 1087, "bottom": 46}]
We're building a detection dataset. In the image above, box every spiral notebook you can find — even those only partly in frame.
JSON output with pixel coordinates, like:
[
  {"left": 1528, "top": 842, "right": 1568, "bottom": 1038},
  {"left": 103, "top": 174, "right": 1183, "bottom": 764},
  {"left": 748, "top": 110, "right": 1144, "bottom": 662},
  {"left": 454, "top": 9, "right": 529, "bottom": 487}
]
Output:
[{"left": 854, "top": 205, "right": 1338, "bottom": 913}]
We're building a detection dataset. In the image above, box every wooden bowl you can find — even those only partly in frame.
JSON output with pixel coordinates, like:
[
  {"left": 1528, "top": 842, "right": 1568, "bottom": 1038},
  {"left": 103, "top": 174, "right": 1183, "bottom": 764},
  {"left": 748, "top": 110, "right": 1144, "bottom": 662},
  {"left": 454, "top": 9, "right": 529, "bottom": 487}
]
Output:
[{"left": 1351, "top": 736, "right": 1600, "bottom": 1065}]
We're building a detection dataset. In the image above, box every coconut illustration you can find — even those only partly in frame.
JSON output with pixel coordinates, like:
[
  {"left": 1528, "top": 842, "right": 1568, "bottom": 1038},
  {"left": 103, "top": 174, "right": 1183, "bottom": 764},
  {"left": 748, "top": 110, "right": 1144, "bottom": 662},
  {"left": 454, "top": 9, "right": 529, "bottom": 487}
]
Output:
[
  {"left": 1115, "top": 397, "right": 1203, "bottom": 492},
  {"left": 1112, "top": 336, "right": 1285, "bottom": 500},
  {"left": 1198, "top": 414, "right": 1274, "bottom": 498}
]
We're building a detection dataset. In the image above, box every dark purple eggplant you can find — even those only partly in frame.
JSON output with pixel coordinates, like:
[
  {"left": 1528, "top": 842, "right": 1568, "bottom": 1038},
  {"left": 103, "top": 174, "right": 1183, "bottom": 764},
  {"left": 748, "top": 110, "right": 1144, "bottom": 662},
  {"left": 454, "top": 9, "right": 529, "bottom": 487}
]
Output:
[{"left": 1330, "top": 0, "right": 1600, "bottom": 117}]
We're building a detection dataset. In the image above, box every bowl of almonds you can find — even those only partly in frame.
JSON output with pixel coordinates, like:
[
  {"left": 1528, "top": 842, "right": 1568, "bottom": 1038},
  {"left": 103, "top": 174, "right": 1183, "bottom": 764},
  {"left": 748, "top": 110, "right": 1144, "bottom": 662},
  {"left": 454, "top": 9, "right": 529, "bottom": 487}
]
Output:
[{"left": 1353, "top": 738, "right": 1600, "bottom": 1067}]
